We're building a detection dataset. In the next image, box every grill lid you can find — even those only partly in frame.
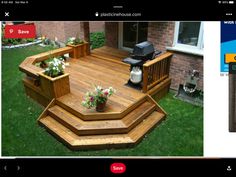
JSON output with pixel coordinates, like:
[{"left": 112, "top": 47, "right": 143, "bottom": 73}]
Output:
[{"left": 132, "top": 41, "right": 155, "bottom": 56}]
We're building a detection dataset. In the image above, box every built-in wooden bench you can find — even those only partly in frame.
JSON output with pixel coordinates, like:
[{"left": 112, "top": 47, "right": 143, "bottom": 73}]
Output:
[{"left": 19, "top": 47, "right": 74, "bottom": 79}]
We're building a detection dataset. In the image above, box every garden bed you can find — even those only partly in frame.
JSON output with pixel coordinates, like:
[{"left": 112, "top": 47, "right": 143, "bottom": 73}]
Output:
[{"left": 2, "top": 39, "right": 42, "bottom": 50}]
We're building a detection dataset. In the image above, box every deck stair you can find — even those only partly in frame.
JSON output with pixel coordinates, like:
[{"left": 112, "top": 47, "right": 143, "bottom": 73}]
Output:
[{"left": 38, "top": 95, "right": 166, "bottom": 149}]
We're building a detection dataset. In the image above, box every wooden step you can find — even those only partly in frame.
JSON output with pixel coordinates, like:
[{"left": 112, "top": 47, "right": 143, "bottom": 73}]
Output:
[
  {"left": 47, "top": 100, "right": 156, "bottom": 135},
  {"left": 38, "top": 111, "right": 165, "bottom": 150},
  {"left": 56, "top": 93, "right": 147, "bottom": 120}
]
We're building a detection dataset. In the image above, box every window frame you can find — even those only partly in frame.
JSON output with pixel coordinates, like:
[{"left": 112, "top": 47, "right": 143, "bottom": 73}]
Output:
[{"left": 168, "top": 21, "right": 204, "bottom": 56}]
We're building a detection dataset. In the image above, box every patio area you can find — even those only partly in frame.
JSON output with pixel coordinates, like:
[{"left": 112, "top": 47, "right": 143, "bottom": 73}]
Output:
[
  {"left": 18, "top": 44, "right": 172, "bottom": 149},
  {"left": 2, "top": 45, "right": 203, "bottom": 155}
]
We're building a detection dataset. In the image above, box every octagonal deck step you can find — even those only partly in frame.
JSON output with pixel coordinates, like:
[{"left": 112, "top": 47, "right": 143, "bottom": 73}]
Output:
[
  {"left": 56, "top": 93, "right": 147, "bottom": 120},
  {"left": 38, "top": 95, "right": 166, "bottom": 149},
  {"left": 39, "top": 111, "right": 165, "bottom": 149},
  {"left": 46, "top": 100, "right": 156, "bottom": 135}
]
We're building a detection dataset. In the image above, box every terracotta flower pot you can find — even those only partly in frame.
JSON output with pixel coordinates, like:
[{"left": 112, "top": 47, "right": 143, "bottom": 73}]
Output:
[{"left": 96, "top": 100, "right": 107, "bottom": 112}]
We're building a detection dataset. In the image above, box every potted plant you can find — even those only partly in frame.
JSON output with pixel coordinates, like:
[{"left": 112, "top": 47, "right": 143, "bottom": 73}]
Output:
[
  {"left": 81, "top": 86, "right": 116, "bottom": 112},
  {"left": 66, "top": 37, "right": 84, "bottom": 45},
  {"left": 66, "top": 37, "right": 90, "bottom": 58},
  {"left": 44, "top": 57, "right": 65, "bottom": 77},
  {"left": 38, "top": 57, "right": 70, "bottom": 98}
]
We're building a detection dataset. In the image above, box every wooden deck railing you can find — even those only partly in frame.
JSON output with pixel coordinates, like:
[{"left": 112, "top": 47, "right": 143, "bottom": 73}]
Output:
[{"left": 142, "top": 52, "right": 173, "bottom": 93}]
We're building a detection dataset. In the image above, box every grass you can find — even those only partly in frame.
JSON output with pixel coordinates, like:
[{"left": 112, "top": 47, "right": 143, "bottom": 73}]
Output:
[{"left": 2, "top": 45, "right": 203, "bottom": 156}]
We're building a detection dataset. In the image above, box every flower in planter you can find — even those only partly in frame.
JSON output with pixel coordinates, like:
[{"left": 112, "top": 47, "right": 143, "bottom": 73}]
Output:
[
  {"left": 81, "top": 86, "right": 116, "bottom": 110},
  {"left": 66, "top": 37, "right": 84, "bottom": 45},
  {"left": 44, "top": 57, "right": 66, "bottom": 78}
]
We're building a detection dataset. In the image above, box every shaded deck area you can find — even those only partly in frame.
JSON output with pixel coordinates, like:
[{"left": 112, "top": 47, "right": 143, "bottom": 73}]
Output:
[{"left": 19, "top": 45, "right": 172, "bottom": 149}]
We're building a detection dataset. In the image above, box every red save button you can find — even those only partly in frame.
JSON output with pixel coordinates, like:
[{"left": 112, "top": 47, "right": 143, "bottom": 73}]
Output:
[
  {"left": 4, "top": 24, "right": 36, "bottom": 38},
  {"left": 110, "top": 163, "right": 126, "bottom": 174}
]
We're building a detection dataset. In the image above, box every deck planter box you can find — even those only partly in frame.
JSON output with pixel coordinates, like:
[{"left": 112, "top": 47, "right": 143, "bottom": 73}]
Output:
[
  {"left": 67, "top": 42, "right": 90, "bottom": 58},
  {"left": 38, "top": 72, "right": 70, "bottom": 99}
]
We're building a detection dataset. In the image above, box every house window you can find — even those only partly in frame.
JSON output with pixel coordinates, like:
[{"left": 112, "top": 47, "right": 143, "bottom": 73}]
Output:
[{"left": 170, "top": 22, "right": 204, "bottom": 56}]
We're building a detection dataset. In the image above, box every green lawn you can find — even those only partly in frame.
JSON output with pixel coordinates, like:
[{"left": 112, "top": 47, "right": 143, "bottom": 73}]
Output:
[{"left": 2, "top": 45, "right": 203, "bottom": 156}]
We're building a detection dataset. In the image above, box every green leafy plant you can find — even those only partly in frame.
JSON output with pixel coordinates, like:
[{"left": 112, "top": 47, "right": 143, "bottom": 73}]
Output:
[
  {"left": 44, "top": 57, "right": 65, "bottom": 78},
  {"left": 81, "top": 86, "right": 116, "bottom": 109},
  {"left": 90, "top": 32, "right": 105, "bottom": 49},
  {"left": 66, "top": 37, "right": 84, "bottom": 45}
]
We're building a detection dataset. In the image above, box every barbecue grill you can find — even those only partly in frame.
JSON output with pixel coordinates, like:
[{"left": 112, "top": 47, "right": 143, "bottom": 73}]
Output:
[{"left": 123, "top": 41, "right": 161, "bottom": 89}]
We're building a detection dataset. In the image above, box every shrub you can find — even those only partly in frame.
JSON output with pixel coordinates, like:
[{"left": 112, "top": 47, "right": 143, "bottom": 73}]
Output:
[{"left": 90, "top": 32, "right": 105, "bottom": 49}]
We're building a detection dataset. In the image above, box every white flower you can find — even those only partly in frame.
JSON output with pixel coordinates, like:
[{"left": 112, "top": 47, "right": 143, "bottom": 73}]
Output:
[
  {"left": 108, "top": 87, "right": 116, "bottom": 93},
  {"left": 95, "top": 86, "right": 102, "bottom": 92}
]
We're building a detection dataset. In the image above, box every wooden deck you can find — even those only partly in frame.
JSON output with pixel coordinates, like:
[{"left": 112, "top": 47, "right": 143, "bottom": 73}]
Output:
[
  {"left": 20, "top": 45, "right": 171, "bottom": 150},
  {"left": 62, "top": 56, "right": 144, "bottom": 115}
]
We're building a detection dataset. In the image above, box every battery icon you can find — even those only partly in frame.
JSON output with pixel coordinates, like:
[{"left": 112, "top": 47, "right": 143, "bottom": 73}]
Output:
[{"left": 229, "top": 1, "right": 234, "bottom": 4}]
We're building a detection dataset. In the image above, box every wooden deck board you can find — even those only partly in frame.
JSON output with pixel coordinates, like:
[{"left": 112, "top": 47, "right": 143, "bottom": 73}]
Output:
[
  {"left": 39, "top": 110, "right": 165, "bottom": 149},
  {"left": 46, "top": 99, "right": 157, "bottom": 135},
  {"left": 59, "top": 55, "right": 145, "bottom": 114},
  {"left": 92, "top": 46, "right": 129, "bottom": 62}
]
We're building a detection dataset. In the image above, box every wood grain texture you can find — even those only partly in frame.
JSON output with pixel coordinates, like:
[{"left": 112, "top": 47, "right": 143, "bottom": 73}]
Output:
[
  {"left": 143, "top": 52, "right": 173, "bottom": 67},
  {"left": 23, "top": 77, "right": 51, "bottom": 107},
  {"left": 38, "top": 73, "right": 70, "bottom": 99},
  {"left": 20, "top": 46, "right": 170, "bottom": 149},
  {"left": 142, "top": 52, "right": 172, "bottom": 93},
  {"left": 44, "top": 100, "right": 156, "bottom": 135},
  {"left": 39, "top": 110, "right": 165, "bottom": 150},
  {"left": 147, "top": 77, "right": 171, "bottom": 100},
  {"left": 67, "top": 42, "right": 90, "bottom": 58},
  {"left": 33, "top": 47, "right": 73, "bottom": 63},
  {"left": 19, "top": 47, "right": 74, "bottom": 79},
  {"left": 91, "top": 46, "right": 129, "bottom": 62}
]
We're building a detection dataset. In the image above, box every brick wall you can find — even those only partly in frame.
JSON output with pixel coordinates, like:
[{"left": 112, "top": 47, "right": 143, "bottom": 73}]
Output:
[
  {"left": 35, "top": 21, "right": 67, "bottom": 42},
  {"left": 90, "top": 22, "right": 105, "bottom": 32},
  {"left": 105, "top": 22, "right": 118, "bottom": 48},
  {"left": 64, "top": 21, "right": 81, "bottom": 41},
  {"left": 147, "top": 22, "right": 203, "bottom": 91},
  {"left": 169, "top": 53, "right": 203, "bottom": 90},
  {"left": 148, "top": 22, "right": 175, "bottom": 51}
]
